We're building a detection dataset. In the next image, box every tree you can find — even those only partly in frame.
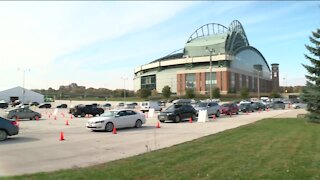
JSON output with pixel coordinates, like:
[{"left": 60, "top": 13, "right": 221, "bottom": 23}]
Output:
[
  {"left": 162, "top": 86, "right": 171, "bottom": 99},
  {"left": 212, "top": 87, "right": 221, "bottom": 98},
  {"left": 185, "top": 88, "right": 196, "bottom": 99},
  {"left": 301, "top": 28, "right": 320, "bottom": 123},
  {"left": 240, "top": 87, "right": 249, "bottom": 99},
  {"left": 136, "top": 88, "right": 151, "bottom": 99},
  {"left": 270, "top": 90, "right": 281, "bottom": 98},
  {"left": 151, "top": 89, "right": 158, "bottom": 96}
]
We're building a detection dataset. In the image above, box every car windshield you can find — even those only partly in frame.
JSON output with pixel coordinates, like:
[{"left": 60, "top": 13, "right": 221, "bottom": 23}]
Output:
[
  {"left": 166, "top": 104, "right": 182, "bottom": 110},
  {"left": 101, "top": 111, "right": 117, "bottom": 117},
  {"left": 195, "top": 102, "right": 207, "bottom": 107}
]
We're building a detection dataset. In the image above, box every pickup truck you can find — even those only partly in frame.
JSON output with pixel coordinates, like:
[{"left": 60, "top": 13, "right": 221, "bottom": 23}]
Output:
[{"left": 69, "top": 104, "right": 104, "bottom": 117}]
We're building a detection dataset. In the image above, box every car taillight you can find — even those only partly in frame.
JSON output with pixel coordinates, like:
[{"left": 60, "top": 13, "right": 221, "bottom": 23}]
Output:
[{"left": 11, "top": 121, "right": 19, "bottom": 127}]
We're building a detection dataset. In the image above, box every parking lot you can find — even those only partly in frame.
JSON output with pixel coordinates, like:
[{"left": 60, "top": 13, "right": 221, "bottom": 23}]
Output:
[{"left": 0, "top": 102, "right": 306, "bottom": 177}]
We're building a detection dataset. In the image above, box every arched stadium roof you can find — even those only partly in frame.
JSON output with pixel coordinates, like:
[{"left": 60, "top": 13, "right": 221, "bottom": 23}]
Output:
[{"left": 150, "top": 20, "right": 253, "bottom": 63}]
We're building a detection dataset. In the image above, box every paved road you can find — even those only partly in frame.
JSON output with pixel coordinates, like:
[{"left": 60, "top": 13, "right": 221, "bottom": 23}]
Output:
[{"left": 0, "top": 108, "right": 306, "bottom": 177}]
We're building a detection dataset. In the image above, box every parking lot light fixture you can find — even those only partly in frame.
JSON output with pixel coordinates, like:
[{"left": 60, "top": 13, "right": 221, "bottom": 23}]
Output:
[
  {"left": 206, "top": 47, "right": 215, "bottom": 101},
  {"left": 121, "top": 77, "right": 128, "bottom": 103},
  {"left": 18, "top": 68, "right": 31, "bottom": 104}
]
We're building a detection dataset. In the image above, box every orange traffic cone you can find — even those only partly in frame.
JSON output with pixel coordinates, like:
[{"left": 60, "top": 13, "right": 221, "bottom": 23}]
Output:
[
  {"left": 36, "top": 116, "right": 39, "bottom": 121},
  {"left": 189, "top": 117, "right": 193, "bottom": 123},
  {"left": 59, "top": 132, "right": 65, "bottom": 141},
  {"left": 54, "top": 116, "right": 57, "bottom": 120},
  {"left": 267, "top": 107, "right": 269, "bottom": 112},
  {"left": 70, "top": 115, "right": 73, "bottom": 119},
  {"left": 212, "top": 114, "right": 216, "bottom": 120},
  {"left": 156, "top": 121, "right": 161, "bottom": 128},
  {"left": 246, "top": 111, "right": 249, "bottom": 115},
  {"left": 66, "top": 120, "right": 69, "bottom": 126},
  {"left": 112, "top": 127, "right": 117, "bottom": 134}
]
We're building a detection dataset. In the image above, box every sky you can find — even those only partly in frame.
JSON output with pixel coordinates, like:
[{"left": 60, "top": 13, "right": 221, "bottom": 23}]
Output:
[{"left": 0, "top": 1, "right": 319, "bottom": 91}]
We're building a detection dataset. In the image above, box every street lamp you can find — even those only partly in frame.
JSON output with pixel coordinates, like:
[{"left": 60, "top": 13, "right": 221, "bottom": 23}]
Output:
[
  {"left": 253, "top": 64, "right": 262, "bottom": 99},
  {"left": 121, "top": 77, "right": 128, "bottom": 103},
  {"left": 206, "top": 47, "right": 215, "bottom": 100},
  {"left": 18, "top": 68, "right": 30, "bottom": 104}
]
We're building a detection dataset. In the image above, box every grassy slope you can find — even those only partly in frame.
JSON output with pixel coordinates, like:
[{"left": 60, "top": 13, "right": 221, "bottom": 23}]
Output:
[{"left": 6, "top": 118, "right": 320, "bottom": 180}]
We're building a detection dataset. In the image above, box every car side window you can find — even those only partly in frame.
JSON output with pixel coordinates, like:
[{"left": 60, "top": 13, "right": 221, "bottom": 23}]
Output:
[
  {"left": 125, "top": 110, "right": 136, "bottom": 116},
  {"left": 117, "top": 111, "right": 126, "bottom": 116}
]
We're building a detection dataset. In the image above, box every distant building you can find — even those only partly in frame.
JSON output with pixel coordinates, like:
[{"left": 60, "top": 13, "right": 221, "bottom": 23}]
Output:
[
  {"left": 134, "top": 20, "right": 279, "bottom": 95},
  {"left": 0, "top": 86, "right": 44, "bottom": 104}
]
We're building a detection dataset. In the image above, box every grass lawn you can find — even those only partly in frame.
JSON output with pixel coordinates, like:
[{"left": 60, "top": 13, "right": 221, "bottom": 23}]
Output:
[{"left": 6, "top": 118, "right": 320, "bottom": 179}]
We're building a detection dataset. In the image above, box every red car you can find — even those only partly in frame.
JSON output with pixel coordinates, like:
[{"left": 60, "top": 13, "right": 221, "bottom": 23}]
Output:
[{"left": 220, "top": 103, "right": 239, "bottom": 115}]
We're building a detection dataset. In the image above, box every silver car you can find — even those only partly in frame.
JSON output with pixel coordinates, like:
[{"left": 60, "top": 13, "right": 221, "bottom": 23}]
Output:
[
  {"left": 4, "top": 107, "right": 41, "bottom": 120},
  {"left": 194, "top": 101, "right": 220, "bottom": 117},
  {"left": 86, "top": 109, "right": 146, "bottom": 132}
]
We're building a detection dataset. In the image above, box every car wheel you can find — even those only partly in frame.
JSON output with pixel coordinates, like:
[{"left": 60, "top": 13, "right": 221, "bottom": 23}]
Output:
[
  {"left": 0, "top": 130, "right": 7, "bottom": 141},
  {"left": 34, "top": 115, "right": 40, "bottom": 120},
  {"left": 105, "top": 122, "right": 114, "bottom": 132},
  {"left": 80, "top": 113, "right": 86, "bottom": 117},
  {"left": 135, "top": 120, "right": 142, "bottom": 128},
  {"left": 175, "top": 115, "right": 181, "bottom": 123},
  {"left": 191, "top": 114, "right": 196, "bottom": 121},
  {"left": 160, "top": 120, "right": 165, "bottom": 123},
  {"left": 92, "top": 114, "right": 96, "bottom": 117},
  {"left": 216, "top": 111, "right": 220, "bottom": 117}
]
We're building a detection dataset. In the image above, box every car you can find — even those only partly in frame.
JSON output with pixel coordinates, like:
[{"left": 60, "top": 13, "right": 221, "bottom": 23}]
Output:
[
  {"left": 86, "top": 109, "right": 146, "bottom": 132},
  {"left": 69, "top": 104, "right": 104, "bottom": 117},
  {"left": 102, "top": 103, "right": 112, "bottom": 110},
  {"left": 4, "top": 107, "right": 41, "bottom": 120},
  {"left": 158, "top": 104, "right": 197, "bottom": 123},
  {"left": 140, "top": 101, "right": 162, "bottom": 113},
  {"left": 0, "top": 116, "right": 19, "bottom": 141},
  {"left": 239, "top": 103, "right": 255, "bottom": 113},
  {"left": 251, "top": 102, "right": 266, "bottom": 111},
  {"left": 124, "top": 103, "right": 136, "bottom": 109},
  {"left": 30, "top": 102, "right": 40, "bottom": 106},
  {"left": 38, "top": 103, "right": 52, "bottom": 108},
  {"left": 56, "top": 104, "right": 68, "bottom": 108},
  {"left": 0, "top": 101, "right": 8, "bottom": 109},
  {"left": 194, "top": 101, "right": 220, "bottom": 117},
  {"left": 271, "top": 101, "right": 285, "bottom": 110},
  {"left": 220, "top": 103, "right": 239, "bottom": 115},
  {"left": 291, "top": 102, "right": 306, "bottom": 109}
]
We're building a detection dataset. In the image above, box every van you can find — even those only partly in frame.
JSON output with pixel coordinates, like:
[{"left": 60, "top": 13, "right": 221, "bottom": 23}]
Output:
[{"left": 140, "top": 101, "right": 162, "bottom": 113}]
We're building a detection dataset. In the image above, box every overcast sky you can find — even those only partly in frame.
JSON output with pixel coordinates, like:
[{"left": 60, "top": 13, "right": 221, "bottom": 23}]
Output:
[{"left": 0, "top": 1, "right": 319, "bottom": 91}]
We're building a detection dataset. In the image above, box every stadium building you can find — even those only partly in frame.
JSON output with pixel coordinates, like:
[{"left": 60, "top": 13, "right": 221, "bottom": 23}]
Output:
[{"left": 134, "top": 20, "right": 279, "bottom": 95}]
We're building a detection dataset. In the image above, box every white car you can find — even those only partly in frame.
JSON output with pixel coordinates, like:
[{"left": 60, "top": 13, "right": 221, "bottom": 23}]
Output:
[{"left": 86, "top": 109, "right": 146, "bottom": 132}]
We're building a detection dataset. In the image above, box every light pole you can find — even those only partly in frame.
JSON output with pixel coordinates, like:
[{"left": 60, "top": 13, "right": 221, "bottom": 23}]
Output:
[
  {"left": 121, "top": 77, "right": 128, "bottom": 103},
  {"left": 206, "top": 47, "right": 215, "bottom": 100},
  {"left": 253, "top": 64, "right": 262, "bottom": 99},
  {"left": 18, "top": 68, "right": 30, "bottom": 104}
]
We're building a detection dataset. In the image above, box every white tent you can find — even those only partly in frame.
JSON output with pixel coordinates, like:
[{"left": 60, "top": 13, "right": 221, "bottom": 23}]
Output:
[{"left": 0, "top": 86, "right": 44, "bottom": 104}]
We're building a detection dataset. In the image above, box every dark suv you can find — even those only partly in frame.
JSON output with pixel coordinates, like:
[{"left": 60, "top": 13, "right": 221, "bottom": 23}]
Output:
[
  {"left": 69, "top": 104, "right": 104, "bottom": 117},
  {"left": 0, "top": 116, "right": 19, "bottom": 141},
  {"left": 158, "top": 104, "right": 196, "bottom": 123}
]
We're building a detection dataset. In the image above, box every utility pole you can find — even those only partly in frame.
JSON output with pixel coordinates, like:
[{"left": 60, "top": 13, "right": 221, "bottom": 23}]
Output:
[{"left": 206, "top": 47, "right": 215, "bottom": 100}]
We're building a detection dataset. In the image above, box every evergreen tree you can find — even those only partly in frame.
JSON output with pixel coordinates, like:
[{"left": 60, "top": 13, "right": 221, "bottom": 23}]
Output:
[
  {"left": 185, "top": 88, "right": 196, "bottom": 99},
  {"left": 212, "top": 87, "right": 221, "bottom": 98},
  {"left": 301, "top": 28, "right": 320, "bottom": 123},
  {"left": 162, "top": 86, "right": 171, "bottom": 99},
  {"left": 240, "top": 87, "right": 249, "bottom": 99}
]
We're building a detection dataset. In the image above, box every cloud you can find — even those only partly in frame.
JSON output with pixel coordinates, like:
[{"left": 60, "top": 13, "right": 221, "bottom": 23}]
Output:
[{"left": 0, "top": 1, "right": 197, "bottom": 90}]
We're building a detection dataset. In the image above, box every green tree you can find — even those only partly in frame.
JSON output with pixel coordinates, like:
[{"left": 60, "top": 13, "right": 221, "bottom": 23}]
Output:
[
  {"left": 162, "top": 86, "right": 171, "bottom": 99},
  {"left": 212, "top": 87, "right": 221, "bottom": 98},
  {"left": 151, "top": 89, "right": 158, "bottom": 97},
  {"left": 301, "top": 28, "right": 320, "bottom": 123},
  {"left": 240, "top": 87, "right": 249, "bottom": 99},
  {"left": 136, "top": 88, "right": 151, "bottom": 99},
  {"left": 270, "top": 90, "right": 281, "bottom": 98},
  {"left": 185, "top": 88, "right": 196, "bottom": 99}
]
